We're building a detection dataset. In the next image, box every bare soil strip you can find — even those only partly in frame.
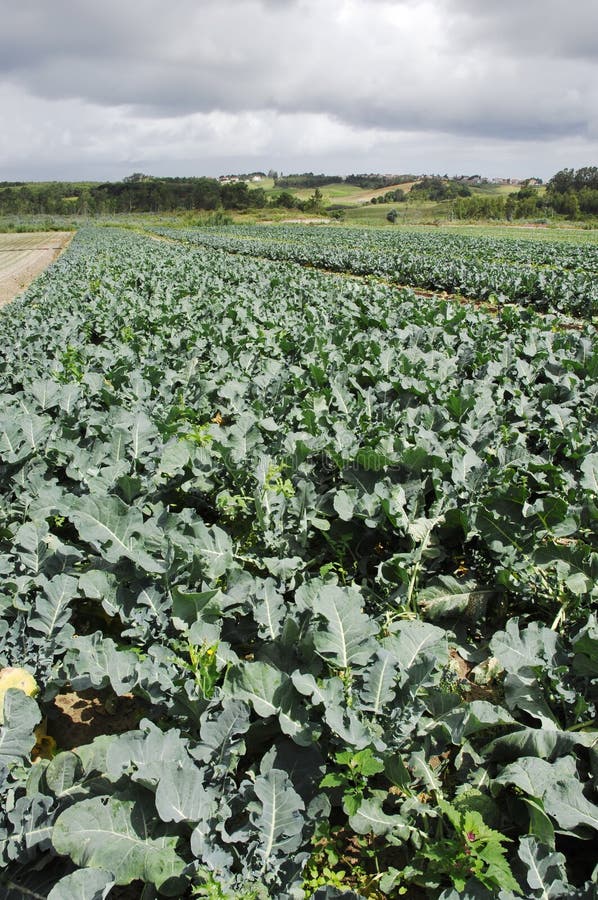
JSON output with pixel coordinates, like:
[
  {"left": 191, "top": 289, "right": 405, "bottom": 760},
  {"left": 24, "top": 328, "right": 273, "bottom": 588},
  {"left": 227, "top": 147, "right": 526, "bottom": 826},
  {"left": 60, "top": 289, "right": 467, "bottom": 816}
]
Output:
[{"left": 0, "top": 232, "right": 73, "bottom": 308}]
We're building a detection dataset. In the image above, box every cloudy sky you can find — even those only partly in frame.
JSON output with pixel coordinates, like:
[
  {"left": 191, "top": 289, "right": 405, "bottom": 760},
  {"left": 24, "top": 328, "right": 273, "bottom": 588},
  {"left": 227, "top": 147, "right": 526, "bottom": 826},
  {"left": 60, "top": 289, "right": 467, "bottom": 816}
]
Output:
[{"left": 1, "top": 0, "right": 597, "bottom": 182}]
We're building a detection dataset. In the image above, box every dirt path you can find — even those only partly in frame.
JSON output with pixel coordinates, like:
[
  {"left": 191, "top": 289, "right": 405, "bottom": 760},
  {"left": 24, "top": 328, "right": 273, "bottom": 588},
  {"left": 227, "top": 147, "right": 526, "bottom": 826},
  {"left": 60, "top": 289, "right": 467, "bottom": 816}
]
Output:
[{"left": 0, "top": 232, "right": 73, "bottom": 308}]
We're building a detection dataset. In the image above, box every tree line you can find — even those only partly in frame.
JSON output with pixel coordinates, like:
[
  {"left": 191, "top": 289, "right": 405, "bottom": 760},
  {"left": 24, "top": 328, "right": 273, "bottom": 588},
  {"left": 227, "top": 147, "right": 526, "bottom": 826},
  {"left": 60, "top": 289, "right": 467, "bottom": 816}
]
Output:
[
  {"left": 1, "top": 167, "right": 597, "bottom": 221},
  {"left": 0, "top": 177, "right": 269, "bottom": 216},
  {"left": 452, "top": 168, "right": 598, "bottom": 221}
]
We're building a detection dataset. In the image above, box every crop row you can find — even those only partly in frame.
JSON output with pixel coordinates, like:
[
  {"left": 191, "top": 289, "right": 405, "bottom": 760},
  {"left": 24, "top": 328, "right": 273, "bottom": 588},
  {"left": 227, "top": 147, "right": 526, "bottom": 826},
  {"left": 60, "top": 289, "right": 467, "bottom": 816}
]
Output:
[
  {"left": 157, "top": 224, "right": 598, "bottom": 319},
  {"left": 0, "top": 227, "right": 596, "bottom": 898}
]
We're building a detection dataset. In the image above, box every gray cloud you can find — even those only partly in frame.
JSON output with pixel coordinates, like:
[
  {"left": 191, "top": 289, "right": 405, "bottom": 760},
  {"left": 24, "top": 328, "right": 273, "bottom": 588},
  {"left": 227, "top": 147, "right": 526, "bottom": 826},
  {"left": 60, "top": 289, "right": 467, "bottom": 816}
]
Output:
[
  {"left": 446, "top": 0, "right": 598, "bottom": 61},
  {"left": 0, "top": 0, "right": 596, "bottom": 179}
]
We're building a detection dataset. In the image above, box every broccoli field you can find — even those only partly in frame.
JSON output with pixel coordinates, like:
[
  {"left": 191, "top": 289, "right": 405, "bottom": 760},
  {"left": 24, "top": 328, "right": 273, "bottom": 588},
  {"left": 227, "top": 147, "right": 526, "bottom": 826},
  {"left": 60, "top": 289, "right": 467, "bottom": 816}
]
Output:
[{"left": 0, "top": 225, "right": 597, "bottom": 899}]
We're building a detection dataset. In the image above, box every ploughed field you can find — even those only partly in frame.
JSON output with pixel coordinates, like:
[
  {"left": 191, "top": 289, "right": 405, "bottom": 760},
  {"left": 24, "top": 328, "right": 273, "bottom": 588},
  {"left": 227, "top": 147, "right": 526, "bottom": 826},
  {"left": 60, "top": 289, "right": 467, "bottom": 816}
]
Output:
[
  {"left": 0, "top": 231, "right": 72, "bottom": 307},
  {"left": 0, "top": 226, "right": 596, "bottom": 899}
]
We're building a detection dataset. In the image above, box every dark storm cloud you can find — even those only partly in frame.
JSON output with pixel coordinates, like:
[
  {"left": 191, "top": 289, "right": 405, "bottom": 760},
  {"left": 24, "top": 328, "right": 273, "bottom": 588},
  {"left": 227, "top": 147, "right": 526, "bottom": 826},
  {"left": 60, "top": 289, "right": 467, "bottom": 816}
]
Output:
[
  {"left": 0, "top": 0, "right": 596, "bottom": 179},
  {"left": 446, "top": 0, "right": 598, "bottom": 62},
  {"left": 1, "top": 0, "right": 596, "bottom": 139}
]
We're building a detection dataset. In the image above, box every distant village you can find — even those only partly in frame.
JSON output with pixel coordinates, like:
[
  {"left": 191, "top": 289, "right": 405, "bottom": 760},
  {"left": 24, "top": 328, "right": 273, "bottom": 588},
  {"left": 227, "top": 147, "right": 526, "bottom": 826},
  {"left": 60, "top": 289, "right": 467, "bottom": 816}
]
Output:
[
  {"left": 217, "top": 171, "right": 543, "bottom": 187},
  {"left": 218, "top": 172, "right": 267, "bottom": 185},
  {"left": 454, "top": 175, "right": 542, "bottom": 186}
]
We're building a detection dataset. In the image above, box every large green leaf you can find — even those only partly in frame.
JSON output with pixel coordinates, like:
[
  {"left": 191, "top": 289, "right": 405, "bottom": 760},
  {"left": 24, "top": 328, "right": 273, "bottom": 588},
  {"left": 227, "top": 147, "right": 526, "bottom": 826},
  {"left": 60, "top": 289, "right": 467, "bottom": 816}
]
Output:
[
  {"left": 493, "top": 755, "right": 598, "bottom": 839},
  {"left": 251, "top": 578, "right": 286, "bottom": 641},
  {"left": 517, "top": 837, "right": 569, "bottom": 899},
  {"left": 439, "top": 700, "right": 516, "bottom": 742},
  {"left": 0, "top": 690, "right": 40, "bottom": 765},
  {"left": 47, "top": 868, "right": 115, "bottom": 900},
  {"left": 384, "top": 619, "right": 448, "bottom": 690},
  {"left": 52, "top": 796, "right": 187, "bottom": 893},
  {"left": 248, "top": 768, "right": 305, "bottom": 868},
  {"left": 292, "top": 672, "right": 370, "bottom": 748},
  {"left": 580, "top": 453, "right": 598, "bottom": 493},
  {"left": 310, "top": 585, "right": 378, "bottom": 669},
  {"left": 348, "top": 799, "right": 409, "bottom": 837},
  {"left": 155, "top": 755, "right": 208, "bottom": 824},
  {"left": 385, "top": 620, "right": 448, "bottom": 670},
  {"left": 29, "top": 573, "right": 78, "bottom": 637},
  {"left": 491, "top": 619, "right": 558, "bottom": 674},
  {"left": 66, "top": 494, "right": 165, "bottom": 573},
  {"left": 543, "top": 780, "right": 598, "bottom": 833},
  {"left": 197, "top": 699, "right": 250, "bottom": 769},
  {"left": 485, "top": 727, "right": 597, "bottom": 763},
  {"left": 13, "top": 520, "right": 52, "bottom": 574},
  {"left": 358, "top": 650, "right": 399, "bottom": 713},
  {"left": 224, "top": 661, "right": 316, "bottom": 745},
  {"left": 66, "top": 634, "right": 138, "bottom": 694},
  {"left": 494, "top": 755, "right": 577, "bottom": 800},
  {"left": 417, "top": 576, "right": 495, "bottom": 622},
  {"left": 190, "top": 521, "right": 236, "bottom": 579},
  {"left": 106, "top": 719, "right": 190, "bottom": 789}
]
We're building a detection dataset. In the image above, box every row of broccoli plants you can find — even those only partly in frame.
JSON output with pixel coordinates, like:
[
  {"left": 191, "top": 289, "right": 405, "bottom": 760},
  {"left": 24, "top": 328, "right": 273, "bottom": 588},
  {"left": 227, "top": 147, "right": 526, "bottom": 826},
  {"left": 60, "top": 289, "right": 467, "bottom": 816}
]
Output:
[
  {"left": 0, "top": 227, "right": 596, "bottom": 898},
  {"left": 155, "top": 224, "right": 598, "bottom": 319}
]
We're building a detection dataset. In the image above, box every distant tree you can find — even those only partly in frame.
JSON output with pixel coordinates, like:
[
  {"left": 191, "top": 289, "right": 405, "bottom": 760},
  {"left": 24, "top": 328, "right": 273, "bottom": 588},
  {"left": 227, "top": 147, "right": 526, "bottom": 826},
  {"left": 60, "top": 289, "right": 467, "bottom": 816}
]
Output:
[
  {"left": 220, "top": 181, "right": 252, "bottom": 210},
  {"left": 275, "top": 173, "right": 342, "bottom": 189},
  {"left": 386, "top": 209, "right": 398, "bottom": 223},
  {"left": 305, "top": 187, "right": 324, "bottom": 211},
  {"left": 248, "top": 187, "right": 267, "bottom": 208},
  {"left": 273, "top": 191, "right": 298, "bottom": 209},
  {"left": 574, "top": 166, "right": 598, "bottom": 191},
  {"left": 560, "top": 192, "right": 580, "bottom": 219},
  {"left": 547, "top": 168, "right": 575, "bottom": 194},
  {"left": 578, "top": 188, "right": 598, "bottom": 215},
  {"left": 410, "top": 176, "right": 464, "bottom": 201}
]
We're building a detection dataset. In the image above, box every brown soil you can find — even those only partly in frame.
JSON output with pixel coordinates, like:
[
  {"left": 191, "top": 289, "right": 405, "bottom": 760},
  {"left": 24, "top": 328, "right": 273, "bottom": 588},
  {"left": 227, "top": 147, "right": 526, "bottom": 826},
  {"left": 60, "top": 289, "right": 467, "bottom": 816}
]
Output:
[
  {"left": 449, "top": 648, "right": 499, "bottom": 703},
  {"left": 47, "top": 687, "right": 147, "bottom": 751},
  {"left": 281, "top": 217, "right": 332, "bottom": 224},
  {"left": 0, "top": 232, "right": 73, "bottom": 307},
  {"left": 41, "top": 689, "right": 158, "bottom": 898}
]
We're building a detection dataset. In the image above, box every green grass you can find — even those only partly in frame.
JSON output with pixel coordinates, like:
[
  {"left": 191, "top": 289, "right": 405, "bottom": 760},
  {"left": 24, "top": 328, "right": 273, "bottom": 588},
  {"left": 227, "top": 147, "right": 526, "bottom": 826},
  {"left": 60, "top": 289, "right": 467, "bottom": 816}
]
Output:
[
  {"left": 338, "top": 217, "right": 598, "bottom": 243},
  {"left": 470, "top": 183, "right": 517, "bottom": 196},
  {"left": 341, "top": 200, "right": 448, "bottom": 226},
  {"left": 265, "top": 181, "right": 349, "bottom": 203},
  {"left": 439, "top": 221, "right": 598, "bottom": 242},
  {"left": 290, "top": 183, "right": 359, "bottom": 202},
  {"left": 470, "top": 182, "right": 547, "bottom": 198},
  {"left": 266, "top": 181, "right": 417, "bottom": 206},
  {"left": 249, "top": 177, "right": 275, "bottom": 191}
]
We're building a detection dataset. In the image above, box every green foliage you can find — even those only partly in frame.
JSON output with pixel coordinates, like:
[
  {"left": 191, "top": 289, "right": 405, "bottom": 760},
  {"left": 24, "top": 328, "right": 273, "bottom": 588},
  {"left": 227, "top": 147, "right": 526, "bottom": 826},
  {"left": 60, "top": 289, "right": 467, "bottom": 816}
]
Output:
[
  {"left": 0, "top": 225, "right": 596, "bottom": 898},
  {"left": 414, "top": 800, "right": 519, "bottom": 894},
  {"left": 321, "top": 748, "right": 385, "bottom": 815},
  {"left": 56, "top": 345, "right": 85, "bottom": 382},
  {"left": 164, "top": 222, "right": 598, "bottom": 317},
  {"left": 170, "top": 639, "right": 220, "bottom": 698}
]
